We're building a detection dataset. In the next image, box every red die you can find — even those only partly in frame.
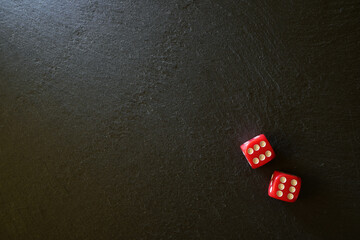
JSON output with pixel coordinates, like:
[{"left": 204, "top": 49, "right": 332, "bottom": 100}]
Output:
[
  {"left": 268, "top": 171, "right": 302, "bottom": 202},
  {"left": 240, "top": 134, "right": 275, "bottom": 169}
]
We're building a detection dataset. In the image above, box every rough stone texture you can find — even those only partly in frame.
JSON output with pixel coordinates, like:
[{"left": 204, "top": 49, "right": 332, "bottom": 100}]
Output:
[{"left": 0, "top": 0, "right": 359, "bottom": 239}]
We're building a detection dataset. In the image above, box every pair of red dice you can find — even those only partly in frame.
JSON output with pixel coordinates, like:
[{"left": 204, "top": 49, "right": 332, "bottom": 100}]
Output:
[{"left": 240, "top": 134, "right": 301, "bottom": 202}]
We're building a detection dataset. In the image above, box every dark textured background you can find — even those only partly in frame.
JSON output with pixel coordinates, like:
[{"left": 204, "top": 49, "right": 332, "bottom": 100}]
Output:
[{"left": 1, "top": 0, "right": 359, "bottom": 239}]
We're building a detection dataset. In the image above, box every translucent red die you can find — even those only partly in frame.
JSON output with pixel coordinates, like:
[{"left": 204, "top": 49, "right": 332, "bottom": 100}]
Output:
[
  {"left": 268, "top": 171, "right": 302, "bottom": 202},
  {"left": 240, "top": 134, "right": 275, "bottom": 169}
]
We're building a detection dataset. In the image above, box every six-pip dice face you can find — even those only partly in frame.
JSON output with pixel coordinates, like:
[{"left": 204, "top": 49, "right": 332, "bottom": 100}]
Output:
[
  {"left": 268, "top": 171, "right": 301, "bottom": 202},
  {"left": 240, "top": 134, "right": 275, "bottom": 169}
]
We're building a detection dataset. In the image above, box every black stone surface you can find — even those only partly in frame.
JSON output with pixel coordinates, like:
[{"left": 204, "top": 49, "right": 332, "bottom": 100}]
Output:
[{"left": 1, "top": 1, "right": 359, "bottom": 239}]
